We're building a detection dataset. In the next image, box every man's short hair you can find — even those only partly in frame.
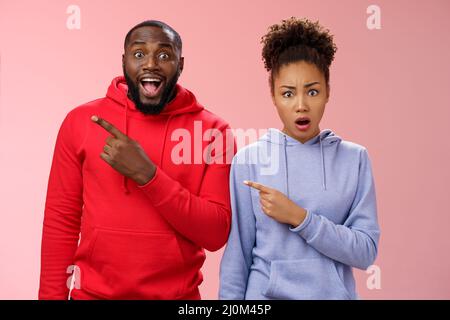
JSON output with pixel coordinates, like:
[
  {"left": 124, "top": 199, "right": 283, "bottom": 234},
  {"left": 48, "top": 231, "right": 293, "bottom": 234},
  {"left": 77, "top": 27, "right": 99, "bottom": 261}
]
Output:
[{"left": 124, "top": 20, "right": 182, "bottom": 53}]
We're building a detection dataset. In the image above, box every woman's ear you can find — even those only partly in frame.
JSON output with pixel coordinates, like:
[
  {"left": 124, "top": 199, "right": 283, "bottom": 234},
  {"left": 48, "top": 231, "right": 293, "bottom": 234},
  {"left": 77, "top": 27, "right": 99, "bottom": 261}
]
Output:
[
  {"left": 326, "top": 84, "right": 330, "bottom": 102},
  {"left": 269, "top": 74, "right": 276, "bottom": 104}
]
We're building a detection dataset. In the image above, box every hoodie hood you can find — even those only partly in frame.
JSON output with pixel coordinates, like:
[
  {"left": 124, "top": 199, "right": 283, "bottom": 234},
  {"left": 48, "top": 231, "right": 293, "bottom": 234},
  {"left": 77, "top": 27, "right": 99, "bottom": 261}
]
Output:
[
  {"left": 261, "top": 128, "right": 342, "bottom": 147},
  {"left": 261, "top": 128, "right": 342, "bottom": 192},
  {"left": 106, "top": 76, "right": 204, "bottom": 117},
  {"left": 105, "top": 76, "right": 204, "bottom": 194}
]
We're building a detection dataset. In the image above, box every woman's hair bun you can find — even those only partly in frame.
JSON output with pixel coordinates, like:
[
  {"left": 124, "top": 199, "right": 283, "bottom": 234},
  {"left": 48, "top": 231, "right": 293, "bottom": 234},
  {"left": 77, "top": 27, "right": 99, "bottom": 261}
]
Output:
[{"left": 261, "top": 17, "right": 337, "bottom": 72}]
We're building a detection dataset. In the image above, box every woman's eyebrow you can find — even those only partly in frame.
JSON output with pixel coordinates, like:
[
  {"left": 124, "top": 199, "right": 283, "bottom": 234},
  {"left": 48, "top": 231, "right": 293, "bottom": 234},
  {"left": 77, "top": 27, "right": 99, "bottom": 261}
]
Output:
[
  {"left": 280, "top": 85, "right": 296, "bottom": 89},
  {"left": 280, "top": 82, "right": 320, "bottom": 89},
  {"left": 304, "top": 81, "right": 320, "bottom": 88}
]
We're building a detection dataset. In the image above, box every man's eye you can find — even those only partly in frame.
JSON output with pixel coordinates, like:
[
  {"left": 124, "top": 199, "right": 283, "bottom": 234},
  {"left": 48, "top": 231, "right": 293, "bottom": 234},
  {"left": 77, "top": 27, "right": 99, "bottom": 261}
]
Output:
[
  {"left": 282, "top": 91, "right": 293, "bottom": 98},
  {"left": 308, "top": 89, "right": 319, "bottom": 96},
  {"left": 134, "top": 52, "right": 144, "bottom": 58},
  {"left": 158, "top": 52, "right": 169, "bottom": 60}
]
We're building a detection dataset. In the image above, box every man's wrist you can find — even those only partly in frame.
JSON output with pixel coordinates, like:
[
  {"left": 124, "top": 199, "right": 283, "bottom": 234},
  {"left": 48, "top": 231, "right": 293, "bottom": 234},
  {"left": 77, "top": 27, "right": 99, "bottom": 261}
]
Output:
[{"left": 134, "top": 166, "right": 157, "bottom": 186}]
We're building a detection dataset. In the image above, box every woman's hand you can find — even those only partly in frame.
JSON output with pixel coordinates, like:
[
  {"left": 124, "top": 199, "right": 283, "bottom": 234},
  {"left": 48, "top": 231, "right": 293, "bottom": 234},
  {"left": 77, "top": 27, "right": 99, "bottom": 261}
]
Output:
[{"left": 244, "top": 180, "right": 307, "bottom": 227}]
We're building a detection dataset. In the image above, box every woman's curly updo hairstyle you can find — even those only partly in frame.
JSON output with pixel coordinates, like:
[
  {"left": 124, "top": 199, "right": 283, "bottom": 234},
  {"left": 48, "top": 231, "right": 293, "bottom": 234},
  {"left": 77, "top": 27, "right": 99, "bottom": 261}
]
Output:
[{"left": 261, "top": 17, "right": 337, "bottom": 91}]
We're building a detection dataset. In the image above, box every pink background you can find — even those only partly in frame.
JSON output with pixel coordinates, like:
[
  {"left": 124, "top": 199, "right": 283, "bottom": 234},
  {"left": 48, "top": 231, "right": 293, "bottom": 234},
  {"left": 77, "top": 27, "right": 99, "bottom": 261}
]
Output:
[{"left": 1, "top": 0, "right": 450, "bottom": 299}]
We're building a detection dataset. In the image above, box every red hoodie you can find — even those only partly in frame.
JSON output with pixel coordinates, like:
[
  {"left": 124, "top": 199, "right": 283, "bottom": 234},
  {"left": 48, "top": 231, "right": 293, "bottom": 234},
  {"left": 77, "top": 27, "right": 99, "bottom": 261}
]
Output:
[{"left": 39, "top": 76, "right": 234, "bottom": 300}]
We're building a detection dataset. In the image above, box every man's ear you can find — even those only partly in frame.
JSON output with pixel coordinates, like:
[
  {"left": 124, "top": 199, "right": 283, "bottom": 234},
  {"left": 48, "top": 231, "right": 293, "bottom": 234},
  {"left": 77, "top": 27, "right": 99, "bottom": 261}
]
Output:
[
  {"left": 179, "top": 56, "right": 184, "bottom": 74},
  {"left": 122, "top": 54, "right": 125, "bottom": 69}
]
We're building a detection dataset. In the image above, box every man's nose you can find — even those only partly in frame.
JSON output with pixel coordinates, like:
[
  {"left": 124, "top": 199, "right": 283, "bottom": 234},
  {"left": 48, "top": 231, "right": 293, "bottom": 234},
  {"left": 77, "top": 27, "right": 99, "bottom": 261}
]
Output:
[{"left": 143, "top": 55, "right": 159, "bottom": 70}]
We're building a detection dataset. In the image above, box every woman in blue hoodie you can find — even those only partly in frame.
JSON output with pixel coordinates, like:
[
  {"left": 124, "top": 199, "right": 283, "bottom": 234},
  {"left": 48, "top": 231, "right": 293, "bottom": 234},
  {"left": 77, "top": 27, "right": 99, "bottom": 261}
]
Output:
[{"left": 219, "top": 17, "right": 380, "bottom": 300}]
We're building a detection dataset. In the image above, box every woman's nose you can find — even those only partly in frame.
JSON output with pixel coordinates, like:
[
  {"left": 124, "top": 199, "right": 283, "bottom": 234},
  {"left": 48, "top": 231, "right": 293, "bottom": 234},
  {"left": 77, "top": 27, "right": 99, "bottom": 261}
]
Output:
[{"left": 295, "top": 100, "right": 309, "bottom": 112}]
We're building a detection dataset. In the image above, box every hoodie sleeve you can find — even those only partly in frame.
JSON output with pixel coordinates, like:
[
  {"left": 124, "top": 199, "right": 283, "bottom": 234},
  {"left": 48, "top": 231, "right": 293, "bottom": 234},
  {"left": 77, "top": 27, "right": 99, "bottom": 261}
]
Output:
[
  {"left": 290, "top": 148, "right": 380, "bottom": 270},
  {"left": 39, "top": 111, "right": 84, "bottom": 300},
  {"left": 218, "top": 155, "right": 256, "bottom": 300},
  {"left": 137, "top": 125, "right": 235, "bottom": 252}
]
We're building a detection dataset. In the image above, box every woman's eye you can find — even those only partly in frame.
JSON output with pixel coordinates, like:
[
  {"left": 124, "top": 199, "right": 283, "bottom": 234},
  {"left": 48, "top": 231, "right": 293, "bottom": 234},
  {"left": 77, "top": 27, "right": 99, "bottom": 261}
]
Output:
[
  {"left": 158, "top": 52, "right": 169, "bottom": 60},
  {"left": 134, "top": 52, "right": 144, "bottom": 59},
  {"left": 308, "top": 89, "right": 319, "bottom": 96},
  {"left": 282, "top": 91, "right": 293, "bottom": 98}
]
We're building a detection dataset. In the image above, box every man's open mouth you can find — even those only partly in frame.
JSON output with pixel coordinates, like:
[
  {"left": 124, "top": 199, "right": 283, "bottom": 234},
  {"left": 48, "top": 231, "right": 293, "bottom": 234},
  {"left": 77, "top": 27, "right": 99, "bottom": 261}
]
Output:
[{"left": 140, "top": 77, "right": 164, "bottom": 98}]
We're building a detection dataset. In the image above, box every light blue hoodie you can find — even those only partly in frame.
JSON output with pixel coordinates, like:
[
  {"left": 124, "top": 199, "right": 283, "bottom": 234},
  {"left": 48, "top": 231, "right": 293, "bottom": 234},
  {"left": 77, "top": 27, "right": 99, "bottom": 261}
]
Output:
[{"left": 219, "top": 128, "right": 380, "bottom": 300}]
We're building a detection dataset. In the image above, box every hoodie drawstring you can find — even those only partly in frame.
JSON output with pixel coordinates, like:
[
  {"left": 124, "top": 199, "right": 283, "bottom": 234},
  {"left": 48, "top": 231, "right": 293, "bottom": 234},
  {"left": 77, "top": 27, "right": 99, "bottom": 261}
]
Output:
[
  {"left": 281, "top": 131, "right": 327, "bottom": 195},
  {"left": 283, "top": 135, "right": 290, "bottom": 198},
  {"left": 160, "top": 114, "right": 173, "bottom": 167},
  {"left": 122, "top": 102, "right": 130, "bottom": 194},
  {"left": 121, "top": 103, "right": 173, "bottom": 194},
  {"left": 112, "top": 80, "right": 201, "bottom": 195},
  {"left": 320, "top": 135, "right": 327, "bottom": 191}
]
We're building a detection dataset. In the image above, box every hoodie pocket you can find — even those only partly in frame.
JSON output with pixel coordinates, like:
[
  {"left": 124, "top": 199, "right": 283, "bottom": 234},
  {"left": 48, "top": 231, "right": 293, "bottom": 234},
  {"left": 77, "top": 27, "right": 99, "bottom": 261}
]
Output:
[
  {"left": 263, "top": 258, "right": 351, "bottom": 300},
  {"left": 83, "top": 227, "right": 185, "bottom": 299}
]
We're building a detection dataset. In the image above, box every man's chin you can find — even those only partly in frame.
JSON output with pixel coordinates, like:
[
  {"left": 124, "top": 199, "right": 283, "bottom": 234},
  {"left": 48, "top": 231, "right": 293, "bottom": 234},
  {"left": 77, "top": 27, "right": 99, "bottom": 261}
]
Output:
[
  {"left": 139, "top": 94, "right": 162, "bottom": 106},
  {"left": 134, "top": 95, "right": 166, "bottom": 115}
]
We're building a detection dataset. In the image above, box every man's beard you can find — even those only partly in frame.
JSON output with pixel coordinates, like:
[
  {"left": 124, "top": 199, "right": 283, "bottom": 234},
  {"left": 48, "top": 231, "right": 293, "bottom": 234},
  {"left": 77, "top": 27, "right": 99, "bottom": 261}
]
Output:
[{"left": 123, "top": 68, "right": 180, "bottom": 115}]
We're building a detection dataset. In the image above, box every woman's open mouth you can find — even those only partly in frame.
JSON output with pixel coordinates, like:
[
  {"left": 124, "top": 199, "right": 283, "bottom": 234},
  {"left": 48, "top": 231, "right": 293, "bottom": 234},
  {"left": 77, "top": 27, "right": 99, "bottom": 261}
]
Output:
[
  {"left": 139, "top": 77, "right": 164, "bottom": 98},
  {"left": 295, "top": 117, "right": 311, "bottom": 131}
]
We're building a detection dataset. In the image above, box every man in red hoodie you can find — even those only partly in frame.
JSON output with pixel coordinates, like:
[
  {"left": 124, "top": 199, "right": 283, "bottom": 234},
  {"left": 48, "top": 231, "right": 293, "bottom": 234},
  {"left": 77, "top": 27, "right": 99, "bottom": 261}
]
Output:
[{"left": 39, "top": 20, "right": 234, "bottom": 300}]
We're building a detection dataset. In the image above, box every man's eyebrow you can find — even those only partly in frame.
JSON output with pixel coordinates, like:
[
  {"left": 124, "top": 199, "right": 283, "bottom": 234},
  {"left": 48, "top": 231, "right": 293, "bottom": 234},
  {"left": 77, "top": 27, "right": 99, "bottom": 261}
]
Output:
[
  {"left": 129, "top": 40, "right": 146, "bottom": 47},
  {"left": 157, "top": 42, "right": 175, "bottom": 50},
  {"left": 129, "top": 40, "right": 175, "bottom": 50}
]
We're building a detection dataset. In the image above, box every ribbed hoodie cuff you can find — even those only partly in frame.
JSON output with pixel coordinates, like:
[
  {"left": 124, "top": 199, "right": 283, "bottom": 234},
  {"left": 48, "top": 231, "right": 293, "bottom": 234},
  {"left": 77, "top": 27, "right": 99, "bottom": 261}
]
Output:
[
  {"left": 289, "top": 209, "right": 313, "bottom": 233},
  {"left": 137, "top": 166, "right": 160, "bottom": 189}
]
